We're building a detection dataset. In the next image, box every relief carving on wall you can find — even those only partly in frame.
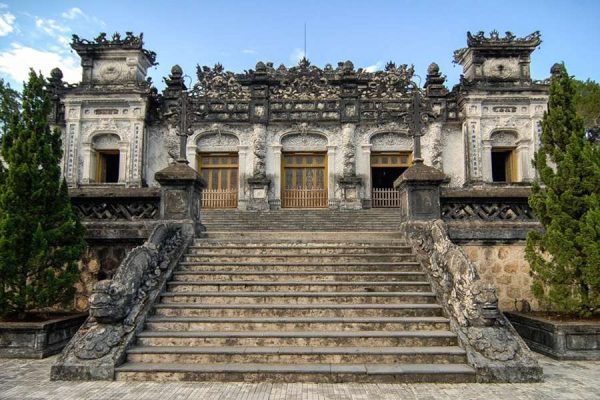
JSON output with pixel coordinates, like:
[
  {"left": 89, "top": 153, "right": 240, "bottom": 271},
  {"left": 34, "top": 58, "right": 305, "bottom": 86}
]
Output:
[
  {"left": 196, "top": 132, "right": 240, "bottom": 150},
  {"left": 369, "top": 131, "right": 412, "bottom": 150},
  {"left": 281, "top": 132, "right": 328, "bottom": 150},
  {"left": 490, "top": 130, "right": 518, "bottom": 147},
  {"left": 92, "top": 133, "right": 120, "bottom": 150}
]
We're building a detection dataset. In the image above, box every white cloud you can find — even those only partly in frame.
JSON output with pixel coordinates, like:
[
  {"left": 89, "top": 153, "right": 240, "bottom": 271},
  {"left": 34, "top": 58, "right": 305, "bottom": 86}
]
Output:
[
  {"left": 365, "top": 61, "right": 383, "bottom": 73},
  {"left": 242, "top": 49, "right": 257, "bottom": 55},
  {"left": 0, "top": 11, "right": 15, "bottom": 36},
  {"left": 0, "top": 43, "right": 81, "bottom": 84},
  {"left": 35, "top": 17, "right": 70, "bottom": 36},
  {"left": 61, "top": 7, "right": 84, "bottom": 20},
  {"left": 61, "top": 7, "right": 105, "bottom": 27},
  {"left": 290, "top": 48, "right": 306, "bottom": 63}
]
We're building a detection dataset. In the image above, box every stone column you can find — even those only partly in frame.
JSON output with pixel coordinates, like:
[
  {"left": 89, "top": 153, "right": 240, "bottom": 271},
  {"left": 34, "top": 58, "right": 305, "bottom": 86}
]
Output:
[
  {"left": 237, "top": 145, "right": 249, "bottom": 210},
  {"left": 118, "top": 140, "right": 129, "bottom": 185},
  {"left": 270, "top": 144, "right": 283, "bottom": 209},
  {"left": 155, "top": 161, "right": 207, "bottom": 237},
  {"left": 361, "top": 144, "right": 373, "bottom": 208},
  {"left": 481, "top": 139, "right": 493, "bottom": 183},
  {"left": 394, "top": 161, "right": 447, "bottom": 221},
  {"left": 327, "top": 145, "right": 337, "bottom": 208},
  {"left": 81, "top": 141, "right": 93, "bottom": 184},
  {"left": 516, "top": 139, "right": 532, "bottom": 182}
]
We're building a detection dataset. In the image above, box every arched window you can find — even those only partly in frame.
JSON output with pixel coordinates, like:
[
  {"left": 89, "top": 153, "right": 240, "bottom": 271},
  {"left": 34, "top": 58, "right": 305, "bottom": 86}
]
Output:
[
  {"left": 490, "top": 131, "right": 518, "bottom": 183},
  {"left": 92, "top": 134, "right": 120, "bottom": 183}
]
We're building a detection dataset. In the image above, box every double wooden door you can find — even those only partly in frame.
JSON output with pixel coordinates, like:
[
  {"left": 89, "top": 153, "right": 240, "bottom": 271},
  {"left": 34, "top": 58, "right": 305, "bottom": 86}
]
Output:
[
  {"left": 281, "top": 152, "right": 327, "bottom": 208},
  {"left": 197, "top": 153, "right": 238, "bottom": 208}
]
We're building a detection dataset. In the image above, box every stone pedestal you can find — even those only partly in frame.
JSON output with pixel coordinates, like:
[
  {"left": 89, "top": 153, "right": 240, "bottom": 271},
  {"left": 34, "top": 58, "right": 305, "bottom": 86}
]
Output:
[
  {"left": 338, "top": 175, "right": 363, "bottom": 210},
  {"left": 246, "top": 176, "right": 271, "bottom": 211},
  {"left": 155, "top": 161, "right": 207, "bottom": 237},
  {"left": 394, "top": 161, "right": 447, "bottom": 221}
]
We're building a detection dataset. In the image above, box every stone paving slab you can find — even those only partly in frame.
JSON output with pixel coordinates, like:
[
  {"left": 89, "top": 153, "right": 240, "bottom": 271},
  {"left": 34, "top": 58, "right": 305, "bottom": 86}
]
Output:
[{"left": 0, "top": 354, "right": 599, "bottom": 399}]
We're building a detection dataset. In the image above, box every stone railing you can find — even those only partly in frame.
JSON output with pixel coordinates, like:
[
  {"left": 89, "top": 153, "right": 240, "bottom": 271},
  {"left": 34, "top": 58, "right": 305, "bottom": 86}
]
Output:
[
  {"left": 51, "top": 222, "right": 194, "bottom": 380},
  {"left": 70, "top": 188, "right": 160, "bottom": 221},
  {"left": 440, "top": 187, "right": 541, "bottom": 242},
  {"left": 441, "top": 187, "right": 534, "bottom": 222},
  {"left": 400, "top": 219, "right": 542, "bottom": 382}
]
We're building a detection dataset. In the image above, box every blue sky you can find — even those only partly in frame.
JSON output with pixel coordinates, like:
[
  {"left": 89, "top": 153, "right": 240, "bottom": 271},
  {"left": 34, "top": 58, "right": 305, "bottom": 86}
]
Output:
[{"left": 1, "top": 0, "right": 599, "bottom": 91}]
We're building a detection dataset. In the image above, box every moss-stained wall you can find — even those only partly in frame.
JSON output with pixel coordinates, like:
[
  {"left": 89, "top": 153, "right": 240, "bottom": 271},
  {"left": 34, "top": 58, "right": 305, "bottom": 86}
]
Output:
[
  {"left": 462, "top": 243, "right": 539, "bottom": 312},
  {"left": 73, "top": 243, "right": 138, "bottom": 311}
]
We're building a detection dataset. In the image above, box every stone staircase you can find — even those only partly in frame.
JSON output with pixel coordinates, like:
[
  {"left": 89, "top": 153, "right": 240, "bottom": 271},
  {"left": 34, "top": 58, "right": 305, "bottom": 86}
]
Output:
[
  {"left": 199, "top": 209, "right": 406, "bottom": 231},
  {"left": 114, "top": 210, "right": 475, "bottom": 382}
]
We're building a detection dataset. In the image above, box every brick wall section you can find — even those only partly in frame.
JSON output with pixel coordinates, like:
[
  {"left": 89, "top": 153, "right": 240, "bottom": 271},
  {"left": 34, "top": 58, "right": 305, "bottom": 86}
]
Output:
[{"left": 461, "top": 244, "right": 539, "bottom": 312}]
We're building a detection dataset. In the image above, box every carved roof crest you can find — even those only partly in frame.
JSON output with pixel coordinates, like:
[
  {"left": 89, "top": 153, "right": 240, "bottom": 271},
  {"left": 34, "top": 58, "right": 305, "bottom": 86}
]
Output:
[
  {"left": 466, "top": 30, "right": 541, "bottom": 48},
  {"left": 193, "top": 63, "right": 250, "bottom": 99}
]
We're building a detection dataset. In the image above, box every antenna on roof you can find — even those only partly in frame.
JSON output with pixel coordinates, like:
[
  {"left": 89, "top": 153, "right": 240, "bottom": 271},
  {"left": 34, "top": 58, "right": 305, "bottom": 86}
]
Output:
[{"left": 304, "top": 22, "right": 307, "bottom": 59}]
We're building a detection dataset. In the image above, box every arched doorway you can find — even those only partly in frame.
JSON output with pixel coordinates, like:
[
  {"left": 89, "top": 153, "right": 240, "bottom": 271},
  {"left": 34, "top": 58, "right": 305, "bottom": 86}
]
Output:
[
  {"left": 280, "top": 133, "right": 328, "bottom": 208},
  {"left": 195, "top": 133, "right": 240, "bottom": 208},
  {"left": 369, "top": 132, "right": 412, "bottom": 208},
  {"left": 91, "top": 133, "right": 121, "bottom": 183}
]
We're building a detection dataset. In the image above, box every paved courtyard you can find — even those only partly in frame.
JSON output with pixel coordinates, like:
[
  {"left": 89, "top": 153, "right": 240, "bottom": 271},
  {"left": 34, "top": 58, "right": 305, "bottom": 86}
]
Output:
[{"left": 0, "top": 354, "right": 599, "bottom": 400}]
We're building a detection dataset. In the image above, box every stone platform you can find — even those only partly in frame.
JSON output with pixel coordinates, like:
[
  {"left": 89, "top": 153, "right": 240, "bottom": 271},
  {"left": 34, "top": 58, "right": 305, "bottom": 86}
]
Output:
[{"left": 1, "top": 354, "right": 599, "bottom": 399}]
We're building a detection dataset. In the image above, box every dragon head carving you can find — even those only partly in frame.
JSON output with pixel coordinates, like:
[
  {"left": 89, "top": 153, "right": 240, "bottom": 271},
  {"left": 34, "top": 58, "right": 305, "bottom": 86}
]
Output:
[{"left": 89, "top": 280, "right": 131, "bottom": 323}]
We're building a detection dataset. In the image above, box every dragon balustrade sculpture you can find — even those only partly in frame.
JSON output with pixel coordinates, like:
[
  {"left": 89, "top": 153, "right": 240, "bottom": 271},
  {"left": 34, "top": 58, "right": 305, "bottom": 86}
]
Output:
[
  {"left": 400, "top": 219, "right": 542, "bottom": 382},
  {"left": 51, "top": 223, "right": 193, "bottom": 380}
]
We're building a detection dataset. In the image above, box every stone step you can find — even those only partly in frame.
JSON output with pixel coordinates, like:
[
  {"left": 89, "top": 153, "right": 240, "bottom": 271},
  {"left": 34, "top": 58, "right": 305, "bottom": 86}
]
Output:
[
  {"left": 172, "top": 271, "right": 428, "bottom": 282},
  {"left": 177, "top": 262, "right": 422, "bottom": 273},
  {"left": 160, "top": 291, "right": 437, "bottom": 305},
  {"left": 135, "top": 330, "right": 460, "bottom": 348},
  {"left": 115, "top": 362, "right": 476, "bottom": 383},
  {"left": 125, "top": 346, "right": 468, "bottom": 364},
  {"left": 166, "top": 281, "right": 432, "bottom": 293},
  {"left": 144, "top": 316, "right": 450, "bottom": 332},
  {"left": 181, "top": 254, "right": 416, "bottom": 263},
  {"left": 187, "top": 246, "right": 413, "bottom": 255},
  {"left": 201, "top": 231, "right": 404, "bottom": 240},
  {"left": 152, "top": 303, "right": 445, "bottom": 318}
]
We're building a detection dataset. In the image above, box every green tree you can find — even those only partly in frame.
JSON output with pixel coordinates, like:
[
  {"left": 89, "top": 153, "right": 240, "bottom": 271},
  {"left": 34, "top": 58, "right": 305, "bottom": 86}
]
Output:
[
  {"left": 573, "top": 78, "right": 600, "bottom": 142},
  {"left": 526, "top": 63, "right": 600, "bottom": 316},
  {"left": 0, "top": 79, "right": 20, "bottom": 187},
  {"left": 0, "top": 71, "right": 85, "bottom": 319}
]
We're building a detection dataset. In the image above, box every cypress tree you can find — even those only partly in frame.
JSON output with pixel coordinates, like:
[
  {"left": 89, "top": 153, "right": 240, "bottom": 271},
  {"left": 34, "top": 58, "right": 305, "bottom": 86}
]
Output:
[
  {"left": 0, "top": 71, "right": 85, "bottom": 319},
  {"left": 526, "top": 63, "right": 600, "bottom": 316}
]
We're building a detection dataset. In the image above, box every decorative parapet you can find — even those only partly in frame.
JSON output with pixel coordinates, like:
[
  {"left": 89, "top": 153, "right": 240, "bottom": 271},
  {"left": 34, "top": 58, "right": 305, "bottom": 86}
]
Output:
[
  {"left": 70, "top": 189, "right": 160, "bottom": 221},
  {"left": 441, "top": 188, "right": 534, "bottom": 221},
  {"left": 51, "top": 223, "right": 193, "bottom": 380},
  {"left": 400, "top": 220, "right": 542, "bottom": 382},
  {"left": 71, "top": 32, "right": 157, "bottom": 66},
  {"left": 158, "top": 59, "right": 429, "bottom": 124}
]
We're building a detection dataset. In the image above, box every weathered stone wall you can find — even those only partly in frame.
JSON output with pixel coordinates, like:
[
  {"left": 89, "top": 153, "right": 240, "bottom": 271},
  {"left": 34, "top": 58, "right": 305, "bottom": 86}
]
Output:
[
  {"left": 462, "top": 243, "right": 539, "bottom": 312},
  {"left": 74, "top": 243, "right": 139, "bottom": 311}
]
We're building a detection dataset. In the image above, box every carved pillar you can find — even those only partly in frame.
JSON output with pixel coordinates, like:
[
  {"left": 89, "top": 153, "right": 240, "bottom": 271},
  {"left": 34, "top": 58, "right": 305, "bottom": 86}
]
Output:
[
  {"left": 118, "top": 140, "right": 129, "bottom": 185},
  {"left": 155, "top": 161, "right": 207, "bottom": 237},
  {"left": 516, "top": 139, "right": 532, "bottom": 182},
  {"left": 186, "top": 139, "right": 197, "bottom": 168},
  {"left": 81, "top": 141, "right": 93, "bottom": 184},
  {"left": 237, "top": 145, "right": 249, "bottom": 209},
  {"left": 327, "top": 145, "right": 337, "bottom": 208},
  {"left": 481, "top": 139, "right": 493, "bottom": 183},
  {"left": 361, "top": 144, "right": 373, "bottom": 208},
  {"left": 270, "top": 144, "right": 283, "bottom": 210},
  {"left": 394, "top": 161, "right": 447, "bottom": 221}
]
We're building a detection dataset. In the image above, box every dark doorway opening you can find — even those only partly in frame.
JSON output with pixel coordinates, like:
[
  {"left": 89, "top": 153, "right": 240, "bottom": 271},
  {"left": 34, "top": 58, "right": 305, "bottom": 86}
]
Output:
[
  {"left": 491, "top": 150, "right": 513, "bottom": 182},
  {"left": 371, "top": 167, "right": 406, "bottom": 188},
  {"left": 97, "top": 151, "right": 120, "bottom": 183}
]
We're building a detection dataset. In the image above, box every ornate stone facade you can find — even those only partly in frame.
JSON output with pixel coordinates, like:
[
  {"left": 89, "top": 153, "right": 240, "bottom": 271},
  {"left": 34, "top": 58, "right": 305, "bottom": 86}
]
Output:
[{"left": 49, "top": 31, "right": 549, "bottom": 209}]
